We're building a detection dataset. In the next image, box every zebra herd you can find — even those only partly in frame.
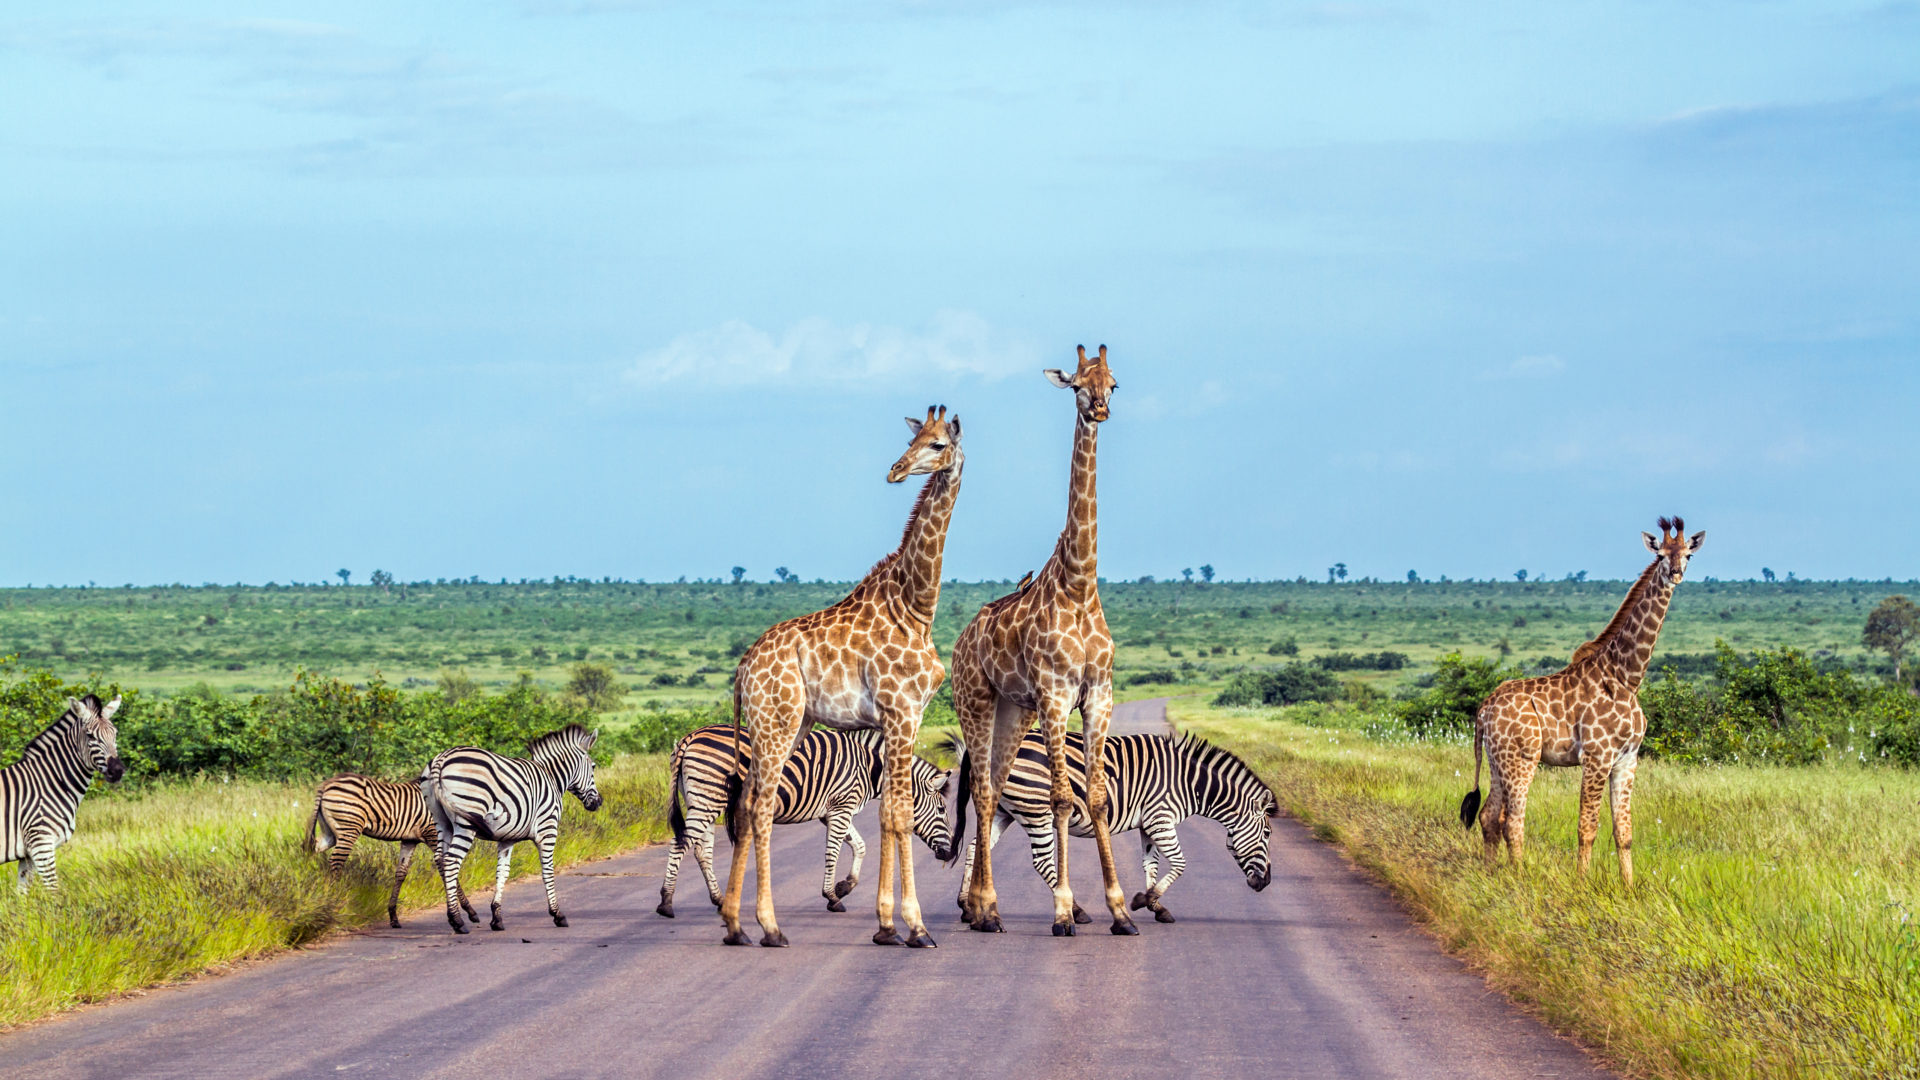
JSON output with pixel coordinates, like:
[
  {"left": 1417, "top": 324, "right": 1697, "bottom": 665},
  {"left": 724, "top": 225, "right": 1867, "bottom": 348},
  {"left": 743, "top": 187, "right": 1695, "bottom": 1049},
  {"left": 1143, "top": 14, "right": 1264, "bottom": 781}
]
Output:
[{"left": 3, "top": 694, "right": 1278, "bottom": 938}]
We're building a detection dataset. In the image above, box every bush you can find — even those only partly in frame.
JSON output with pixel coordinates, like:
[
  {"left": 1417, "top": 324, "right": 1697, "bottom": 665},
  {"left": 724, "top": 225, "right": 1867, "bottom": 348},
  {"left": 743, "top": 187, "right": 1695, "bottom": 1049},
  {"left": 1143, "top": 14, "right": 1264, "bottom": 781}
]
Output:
[
  {"left": 1125, "top": 670, "right": 1178, "bottom": 687},
  {"left": 1312, "top": 650, "right": 1409, "bottom": 672},
  {"left": 1644, "top": 642, "right": 1906, "bottom": 765},
  {"left": 1214, "top": 663, "right": 1341, "bottom": 707},
  {"left": 565, "top": 662, "right": 625, "bottom": 712},
  {"left": 1392, "top": 653, "right": 1521, "bottom": 736},
  {"left": 1267, "top": 638, "right": 1299, "bottom": 657}
]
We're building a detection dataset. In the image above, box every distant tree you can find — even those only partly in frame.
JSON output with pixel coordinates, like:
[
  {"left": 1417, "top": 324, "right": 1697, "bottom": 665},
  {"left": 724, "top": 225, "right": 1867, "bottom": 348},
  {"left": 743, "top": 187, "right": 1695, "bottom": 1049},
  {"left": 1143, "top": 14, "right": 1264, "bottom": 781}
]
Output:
[
  {"left": 437, "top": 668, "right": 480, "bottom": 705},
  {"left": 1495, "top": 636, "right": 1513, "bottom": 657},
  {"left": 336, "top": 569, "right": 351, "bottom": 586},
  {"left": 369, "top": 569, "right": 395, "bottom": 593},
  {"left": 731, "top": 566, "right": 746, "bottom": 585},
  {"left": 1199, "top": 564, "right": 1215, "bottom": 583},
  {"left": 773, "top": 567, "right": 793, "bottom": 583},
  {"left": 1137, "top": 575, "right": 1156, "bottom": 584},
  {"left": 1864, "top": 595, "right": 1920, "bottom": 683},
  {"left": 1181, "top": 568, "right": 1194, "bottom": 583},
  {"left": 1334, "top": 563, "right": 1348, "bottom": 583},
  {"left": 1407, "top": 569, "right": 1420, "bottom": 584},
  {"left": 1761, "top": 567, "right": 1776, "bottom": 583},
  {"left": 566, "top": 662, "right": 626, "bottom": 712},
  {"left": 1327, "top": 566, "right": 1337, "bottom": 584},
  {"left": 1514, "top": 569, "right": 1528, "bottom": 583}
]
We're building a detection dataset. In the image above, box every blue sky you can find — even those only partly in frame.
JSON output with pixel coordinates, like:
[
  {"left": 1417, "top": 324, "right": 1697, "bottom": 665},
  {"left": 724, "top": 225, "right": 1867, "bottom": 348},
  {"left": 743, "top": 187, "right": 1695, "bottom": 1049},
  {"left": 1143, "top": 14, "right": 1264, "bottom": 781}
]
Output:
[{"left": 3, "top": 1, "right": 1916, "bottom": 586}]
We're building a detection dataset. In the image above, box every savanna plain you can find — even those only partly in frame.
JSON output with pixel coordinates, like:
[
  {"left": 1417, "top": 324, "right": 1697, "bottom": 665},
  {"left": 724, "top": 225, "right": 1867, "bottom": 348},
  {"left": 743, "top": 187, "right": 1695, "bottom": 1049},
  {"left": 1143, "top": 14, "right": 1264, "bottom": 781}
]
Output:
[{"left": 4, "top": 575, "right": 1919, "bottom": 1079}]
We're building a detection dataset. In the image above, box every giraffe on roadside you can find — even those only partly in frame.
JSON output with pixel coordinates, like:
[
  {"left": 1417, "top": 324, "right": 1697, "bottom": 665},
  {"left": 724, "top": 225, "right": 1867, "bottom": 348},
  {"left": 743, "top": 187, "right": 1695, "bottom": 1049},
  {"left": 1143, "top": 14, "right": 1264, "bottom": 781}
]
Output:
[
  {"left": 1461, "top": 516, "right": 1705, "bottom": 887},
  {"left": 719, "top": 405, "right": 964, "bottom": 948},
  {"left": 949, "top": 344, "right": 1139, "bottom": 937}
]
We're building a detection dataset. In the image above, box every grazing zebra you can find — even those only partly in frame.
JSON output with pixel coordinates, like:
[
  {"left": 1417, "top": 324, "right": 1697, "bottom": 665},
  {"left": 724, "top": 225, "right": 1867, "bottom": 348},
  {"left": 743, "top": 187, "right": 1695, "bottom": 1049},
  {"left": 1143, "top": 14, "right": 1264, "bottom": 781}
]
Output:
[
  {"left": 656, "top": 724, "right": 955, "bottom": 918},
  {"left": 307, "top": 774, "right": 478, "bottom": 928},
  {"left": 3, "top": 694, "right": 126, "bottom": 891},
  {"left": 954, "top": 730, "right": 1277, "bottom": 924},
  {"left": 420, "top": 725, "right": 602, "bottom": 934}
]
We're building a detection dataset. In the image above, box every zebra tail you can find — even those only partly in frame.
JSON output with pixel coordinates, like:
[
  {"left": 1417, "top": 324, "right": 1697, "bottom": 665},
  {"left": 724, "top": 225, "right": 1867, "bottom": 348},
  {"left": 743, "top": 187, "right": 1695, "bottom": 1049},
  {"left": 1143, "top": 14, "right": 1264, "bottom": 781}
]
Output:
[
  {"left": 947, "top": 739, "right": 972, "bottom": 868},
  {"left": 1459, "top": 716, "right": 1483, "bottom": 831},
  {"left": 305, "top": 795, "right": 322, "bottom": 853},
  {"left": 669, "top": 782, "right": 688, "bottom": 848}
]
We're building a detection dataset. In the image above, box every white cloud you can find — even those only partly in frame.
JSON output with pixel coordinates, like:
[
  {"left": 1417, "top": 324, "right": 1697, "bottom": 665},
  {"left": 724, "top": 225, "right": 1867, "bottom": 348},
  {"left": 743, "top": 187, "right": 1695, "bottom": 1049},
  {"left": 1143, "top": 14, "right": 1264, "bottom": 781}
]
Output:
[{"left": 625, "top": 310, "right": 1042, "bottom": 388}]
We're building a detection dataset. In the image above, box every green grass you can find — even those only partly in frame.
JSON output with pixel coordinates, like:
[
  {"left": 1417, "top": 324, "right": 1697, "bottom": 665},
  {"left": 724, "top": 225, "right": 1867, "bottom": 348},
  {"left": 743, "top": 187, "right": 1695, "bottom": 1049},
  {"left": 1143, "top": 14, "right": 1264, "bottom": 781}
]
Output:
[
  {"left": 1171, "top": 695, "right": 1920, "bottom": 1080},
  {"left": 0, "top": 752, "right": 672, "bottom": 1029}
]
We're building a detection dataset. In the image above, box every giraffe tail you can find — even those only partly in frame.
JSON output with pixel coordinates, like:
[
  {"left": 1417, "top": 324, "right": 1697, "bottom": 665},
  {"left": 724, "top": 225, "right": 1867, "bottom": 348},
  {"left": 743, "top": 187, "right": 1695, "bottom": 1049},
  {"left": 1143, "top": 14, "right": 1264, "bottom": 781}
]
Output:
[
  {"left": 1459, "top": 717, "right": 1484, "bottom": 831},
  {"left": 725, "top": 681, "right": 747, "bottom": 846},
  {"left": 946, "top": 737, "right": 972, "bottom": 869}
]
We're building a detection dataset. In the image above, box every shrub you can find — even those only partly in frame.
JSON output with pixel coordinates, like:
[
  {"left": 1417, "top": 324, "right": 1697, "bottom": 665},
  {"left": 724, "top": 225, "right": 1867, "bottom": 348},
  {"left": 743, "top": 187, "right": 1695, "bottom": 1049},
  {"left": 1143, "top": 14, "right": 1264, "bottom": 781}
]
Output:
[
  {"left": 1267, "top": 637, "right": 1299, "bottom": 657},
  {"left": 565, "top": 662, "right": 625, "bottom": 712},
  {"left": 1214, "top": 663, "right": 1341, "bottom": 707},
  {"left": 1312, "top": 650, "right": 1409, "bottom": 672},
  {"left": 1392, "top": 653, "right": 1521, "bottom": 736},
  {"left": 1125, "top": 670, "right": 1178, "bottom": 687}
]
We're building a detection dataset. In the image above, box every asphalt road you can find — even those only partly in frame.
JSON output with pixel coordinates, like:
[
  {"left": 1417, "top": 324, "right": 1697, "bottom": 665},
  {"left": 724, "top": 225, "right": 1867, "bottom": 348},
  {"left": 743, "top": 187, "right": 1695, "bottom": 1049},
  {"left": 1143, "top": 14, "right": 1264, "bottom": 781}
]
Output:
[{"left": 3, "top": 699, "right": 1612, "bottom": 1080}]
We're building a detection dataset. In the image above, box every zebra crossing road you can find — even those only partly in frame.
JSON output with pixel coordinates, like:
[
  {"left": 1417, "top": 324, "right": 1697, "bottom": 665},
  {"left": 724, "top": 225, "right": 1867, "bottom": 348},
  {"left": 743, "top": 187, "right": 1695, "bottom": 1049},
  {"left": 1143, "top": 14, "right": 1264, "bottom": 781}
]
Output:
[{"left": 2, "top": 699, "right": 1613, "bottom": 1080}]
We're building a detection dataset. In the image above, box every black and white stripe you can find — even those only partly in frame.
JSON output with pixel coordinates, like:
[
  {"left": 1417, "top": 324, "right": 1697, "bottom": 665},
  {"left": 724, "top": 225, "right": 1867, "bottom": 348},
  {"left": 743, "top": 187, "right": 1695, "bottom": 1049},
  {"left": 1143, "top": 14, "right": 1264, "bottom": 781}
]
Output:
[
  {"left": 307, "top": 773, "right": 478, "bottom": 928},
  {"left": 956, "top": 730, "right": 1277, "bottom": 923},
  {"left": 420, "top": 725, "right": 602, "bottom": 934},
  {"left": 3, "top": 694, "right": 125, "bottom": 891},
  {"left": 656, "top": 724, "right": 953, "bottom": 918}
]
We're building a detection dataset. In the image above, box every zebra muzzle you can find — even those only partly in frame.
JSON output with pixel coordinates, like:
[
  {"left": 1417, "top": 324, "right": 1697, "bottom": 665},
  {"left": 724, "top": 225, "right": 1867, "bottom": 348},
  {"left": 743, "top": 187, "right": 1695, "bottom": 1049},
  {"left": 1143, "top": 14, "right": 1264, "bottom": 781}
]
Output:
[
  {"left": 1248, "top": 870, "right": 1271, "bottom": 893},
  {"left": 104, "top": 757, "right": 126, "bottom": 783}
]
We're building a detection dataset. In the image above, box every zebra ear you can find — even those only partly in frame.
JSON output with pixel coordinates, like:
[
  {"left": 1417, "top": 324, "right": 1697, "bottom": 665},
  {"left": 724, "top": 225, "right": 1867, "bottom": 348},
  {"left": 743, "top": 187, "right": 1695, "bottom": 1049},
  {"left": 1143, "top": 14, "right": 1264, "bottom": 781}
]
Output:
[
  {"left": 101, "top": 696, "right": 122, "bottom": 722},
  {"left": 586, "top": 727, "right": 599, "bottom": 749},
  {"left": 937, "top": 771, "right": 952, "bottom": 798},
  {"left": 69, "top": 696, "right": 97, "bottom": 720}
]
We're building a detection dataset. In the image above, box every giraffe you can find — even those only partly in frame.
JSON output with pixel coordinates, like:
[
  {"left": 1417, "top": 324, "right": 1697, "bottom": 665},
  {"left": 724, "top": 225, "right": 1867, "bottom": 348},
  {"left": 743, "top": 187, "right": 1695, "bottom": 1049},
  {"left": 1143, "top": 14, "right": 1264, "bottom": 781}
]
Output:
[
  {"left": 1460, "top": 516, "right": 1705, "bottom": 887},
  {"left": 949, "top": 344, "right": 1139, "bottom": 937},
  {"left": 718, "top": 405, "right": 963, "bottom": 948}
]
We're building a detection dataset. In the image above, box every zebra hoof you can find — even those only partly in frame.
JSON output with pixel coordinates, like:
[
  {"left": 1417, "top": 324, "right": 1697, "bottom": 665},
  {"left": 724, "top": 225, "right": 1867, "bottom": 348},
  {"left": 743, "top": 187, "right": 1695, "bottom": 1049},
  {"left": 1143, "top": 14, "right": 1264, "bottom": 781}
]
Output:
[
  {"left": 389, "top": 917, "right": 403, "bottom": 929},
  {"left": 760, "top": 931, "right": 789, "bottom": 948},
  {"left": 489, "top": 919, "right": 505, "bottom": 932},
  {"left": 834, "top": 878, "right": 857, "bottom": 899},
  {"left": 1154, "top": 908, "right": 1176, "bottom": 924},
  {"left": 1052, "top": 920, "right": 1076, "bottom": 937},
  {"left": 1129, "top": 892, "right": 1149, "bottom": 911},
  {"left": 722, "top": 930, "right": 753, "bottom": 946},
  {"left": 826, "top": 898, "right": 846, "bottom": 912},
  {"left": 905, "top": 933, "right": 937, "bottom": 949},
  {"left": 655, "top": 901, "right": 675, "bottom": 918},
  {"left": 451, "top": 922, "right": 470, "bottom": 935},
  {"left": 1110, "top": 918, "right": 1140, "bottom": 936},
  {"left": 1072, "top": 904, "right": 1092, "bottom": 925},
  {"left": 553, "top": 914, "right": 568, "bottom": 928},
  {"left": 872, "top": 929, "right": 904, "bottom": 946},
  {"left": 969, "top": 916, "right": 1003, "bottom": 934}
]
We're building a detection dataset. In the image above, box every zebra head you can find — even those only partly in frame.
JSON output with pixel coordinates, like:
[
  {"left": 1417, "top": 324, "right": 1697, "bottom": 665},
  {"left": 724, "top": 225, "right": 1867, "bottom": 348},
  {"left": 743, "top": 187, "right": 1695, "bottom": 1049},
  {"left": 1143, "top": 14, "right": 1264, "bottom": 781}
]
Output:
[
  {"left": 1178, "top": 733, "right": 1275, "bottom": 892},
  {"left": 529, "top": 725, "right": 601, "bottom": 812},
  {"left": 910, "top": 758, "right": 955, "bottom": 863},
  {"left": 71, "top": 695, "right": 126, "bottom": 783}
]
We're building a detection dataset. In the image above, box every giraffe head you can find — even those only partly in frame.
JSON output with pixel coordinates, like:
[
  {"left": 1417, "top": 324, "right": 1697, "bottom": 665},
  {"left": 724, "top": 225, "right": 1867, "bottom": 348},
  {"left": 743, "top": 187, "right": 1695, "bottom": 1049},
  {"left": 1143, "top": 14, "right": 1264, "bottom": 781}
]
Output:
[
  {"left": 1043, "top": 344, "right": 1118, "bottom": 423},
  {"left": 1642, "top": 515, "right": 1706, "bottom": 583},
  {"left": 887, "top": 405, "right": 963, "bottom": 483}
]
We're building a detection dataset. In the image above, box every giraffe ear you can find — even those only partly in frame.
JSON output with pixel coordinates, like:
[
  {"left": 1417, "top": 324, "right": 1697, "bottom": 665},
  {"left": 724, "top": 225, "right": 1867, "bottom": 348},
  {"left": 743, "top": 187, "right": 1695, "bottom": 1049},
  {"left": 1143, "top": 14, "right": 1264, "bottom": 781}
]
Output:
[
  {"left": 1043, "top": 368, "right": 1075, "bottom": 389},
  {"left": 946, "top": 416, "right": 961, "bottom": 443},
  {"left": 1688, "top": 530, "right": 1706, "bottom": 553},
  {"left": 1643, "top": 532, "right": 1660, "bottom": 553},
  {"left": 904, "top": 416, "right": 924, "bottom": 436}
]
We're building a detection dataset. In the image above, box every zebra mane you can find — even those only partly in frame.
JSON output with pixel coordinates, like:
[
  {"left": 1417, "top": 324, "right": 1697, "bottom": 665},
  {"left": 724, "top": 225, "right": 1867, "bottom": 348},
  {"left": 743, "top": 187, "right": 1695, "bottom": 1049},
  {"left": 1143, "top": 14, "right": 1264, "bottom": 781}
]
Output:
[
  {"left": 1171, "top": 730, "right": 1272, "bottom": 801},
  {"left": 526, "top": 723, "right": 594, "bottom": 759},
  {"left": 20, "top": 698, "right": 92, "bottom": 759}
]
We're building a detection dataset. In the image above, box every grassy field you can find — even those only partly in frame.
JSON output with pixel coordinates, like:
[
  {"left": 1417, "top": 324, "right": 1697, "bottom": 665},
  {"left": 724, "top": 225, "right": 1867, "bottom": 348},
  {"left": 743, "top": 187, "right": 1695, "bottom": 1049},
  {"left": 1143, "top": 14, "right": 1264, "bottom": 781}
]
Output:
[
  {"left": 1171, "top": 695, "right": 1920, "bottom": 1080},
  {"left": 0, "top": 752, "right": 672, "bottom": 1029}
]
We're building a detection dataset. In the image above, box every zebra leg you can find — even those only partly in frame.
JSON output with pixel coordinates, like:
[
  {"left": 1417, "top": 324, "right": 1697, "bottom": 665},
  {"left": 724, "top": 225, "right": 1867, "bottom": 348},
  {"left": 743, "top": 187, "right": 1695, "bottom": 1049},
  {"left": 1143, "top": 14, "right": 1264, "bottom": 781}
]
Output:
[
  {"left": 1134, "top": 818, "right": 1185, "bottom": 923},
  {"left": 693, "top": 810, "right": 722, "bottom": 908},
  {"left": 431, "top": 848, "right": 479, "bottom": 924},
  {"left": 390, "top": 841, "right": 417, "bottom": 928},
  {"left": 438, "top": 828, "right": 475, "bottom": 934},
  {"left": 836, "top": 821, "right": 867, "bottom": 903},
  {"left": 16, "top": 853, "right": 35, "bottom": 892},
  {"left": 539, "top": 828, "right": 566, "bottom": 927},
  {"left": 1081, "top": 686, "right": 1137, "bottom": 936},
  {"left": 489, "top": 843, "right": 516, "bottom": 931},
  {"left": 956, "top": 808, "right": 1009, "bottom": 914},
  {"left": 658, "top": 826, "right": 688, "bottom": 918},
  {"left": 325, "top": 826, "right": 361, "bottom": 877},
  {"left": 26, "top": 833, "right": 59, "bottom": 891},
  {"left": 820, "top": 807, "right": 858, "bottom": 911}
]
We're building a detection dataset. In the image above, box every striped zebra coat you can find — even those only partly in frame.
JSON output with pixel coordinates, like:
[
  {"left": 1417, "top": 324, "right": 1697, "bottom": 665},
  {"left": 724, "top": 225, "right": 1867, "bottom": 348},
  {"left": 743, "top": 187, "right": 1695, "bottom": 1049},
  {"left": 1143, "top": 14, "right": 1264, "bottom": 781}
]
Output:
[
  {"left": 307, "top": 774, "right": 478, "bottom": 928},
  {"left": 954, "top": 730, "right": 1277, "bottom": 923},
  {"left": 655, "top": 724, "right": 954, "bottom": 919},
  {"left": 3, "top": 694, "right": 125, "bottom": 891},
  {"left": 421, "top": 725, "right": 602, "bottom": 934}
]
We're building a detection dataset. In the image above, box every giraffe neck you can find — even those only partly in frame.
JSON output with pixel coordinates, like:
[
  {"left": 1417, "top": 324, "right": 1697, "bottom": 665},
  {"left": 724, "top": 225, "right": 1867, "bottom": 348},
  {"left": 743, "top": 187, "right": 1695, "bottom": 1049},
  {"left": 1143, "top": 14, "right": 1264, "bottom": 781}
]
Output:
[
  {"left": 891, "top": 458, "right": 962, "bottom": 627},
  {"left": 1053, "top": 412, "right": 1099, "bottom": 599},
  {"left": 1587, "top": 558, "right": 1676, "bottom": 692}
]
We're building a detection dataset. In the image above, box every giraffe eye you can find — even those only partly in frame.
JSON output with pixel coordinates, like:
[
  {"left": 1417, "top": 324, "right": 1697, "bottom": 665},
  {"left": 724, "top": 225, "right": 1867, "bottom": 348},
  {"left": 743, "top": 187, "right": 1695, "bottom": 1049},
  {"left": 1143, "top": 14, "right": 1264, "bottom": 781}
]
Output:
[{"left": 930, "top": 442, "right": 946, "bottom": 451}]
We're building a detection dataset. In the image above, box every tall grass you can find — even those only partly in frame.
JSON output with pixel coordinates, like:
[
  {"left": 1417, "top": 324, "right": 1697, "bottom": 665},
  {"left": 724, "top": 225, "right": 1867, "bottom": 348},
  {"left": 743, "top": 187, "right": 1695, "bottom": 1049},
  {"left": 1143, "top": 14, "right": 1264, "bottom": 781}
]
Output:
[
  {"left": 1171, "top": 697, "right": 1920, "bottom": 1080},
  {"left": 0, "top": 752, "right": 671, "bottom": 1028}
]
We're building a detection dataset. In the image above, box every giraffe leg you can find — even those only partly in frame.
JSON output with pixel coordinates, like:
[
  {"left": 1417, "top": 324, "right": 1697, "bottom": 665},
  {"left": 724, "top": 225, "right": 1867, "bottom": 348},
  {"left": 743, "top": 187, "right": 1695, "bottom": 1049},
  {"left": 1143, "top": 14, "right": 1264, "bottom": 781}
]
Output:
[
  {"left": 390, "top": 841, "right": 418, "bottom": 928},
  {"left": 1081, "top": 687, "right": 1137, "bottom": 935},
  {"left": 963, "top": 693, "right": 1027, "bottom": 932},
  {"left": 489, "top": 843, "right": 515, "bottom": 931},
  {"left": 1039, "top": 696, "right": 1079, "bottom": 937},
  {"left": 719, "top": 791, "right": 753, "bottom": 944},
  {"left": 1478, "top": 755, "right": 1507, "bottom": 865},
  {"left": 878, "top": 722, "right": 935, "bottom": 947},
  {"left": 752, "top": 730, "right": 798, "bottom": 948},
  {"left": 1609, "top": 747, "right": 1640, "bottom": 888},
  {"left": 953, "top": 677, "right": 1001, "bottom": 928},
  {"left": 1503, "top": 758, "right": 1539, "bottom": 868},
  {"left": 1576, "top": 751, "right": 1613, "bottom": 876}
]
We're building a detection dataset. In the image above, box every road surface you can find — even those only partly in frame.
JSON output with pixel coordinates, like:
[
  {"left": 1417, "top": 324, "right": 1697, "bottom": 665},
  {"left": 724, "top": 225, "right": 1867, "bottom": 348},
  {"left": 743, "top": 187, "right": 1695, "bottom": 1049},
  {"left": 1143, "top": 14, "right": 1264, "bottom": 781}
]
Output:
[{"left": 2, "top": 699, "right": 1611, "bottom": 1080}]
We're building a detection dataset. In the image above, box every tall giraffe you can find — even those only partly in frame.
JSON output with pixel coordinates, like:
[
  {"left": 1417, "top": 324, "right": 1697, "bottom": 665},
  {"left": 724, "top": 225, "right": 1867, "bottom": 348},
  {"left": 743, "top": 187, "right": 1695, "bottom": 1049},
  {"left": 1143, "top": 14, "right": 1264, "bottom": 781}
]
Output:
[
  {"left": 719, "top": 405, "right": 963, "bottom": 948},
  {"left": 949, "top": 344, "right": 1137, "bottom": 937},
  {"left": 1461, "top": 516, "right": 1705, "bottom": 886}
]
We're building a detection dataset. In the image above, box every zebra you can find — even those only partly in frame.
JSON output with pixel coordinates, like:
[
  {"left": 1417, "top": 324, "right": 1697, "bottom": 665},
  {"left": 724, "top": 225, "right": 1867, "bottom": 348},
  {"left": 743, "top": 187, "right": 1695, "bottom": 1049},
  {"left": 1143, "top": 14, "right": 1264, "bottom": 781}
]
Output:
[
  {"left": 420, "top": 724, "right": 602, "bottom": 934},
  {"left": 306, "top": 773, "right": 479, "bottom": 928},
  {"left": 3, "top": 694, "right": 126, "bottom": 891},
  {"left": 655, "top": 724, "right": 955, "bottom": 918},
  {"left": 953, "top": 729, "right": 1277, "bottom": 924}
]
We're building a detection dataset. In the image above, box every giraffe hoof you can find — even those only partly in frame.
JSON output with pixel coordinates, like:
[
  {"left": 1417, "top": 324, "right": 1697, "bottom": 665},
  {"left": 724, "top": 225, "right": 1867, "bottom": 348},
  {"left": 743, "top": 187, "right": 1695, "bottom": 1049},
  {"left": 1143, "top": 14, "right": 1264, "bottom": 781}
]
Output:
[
  {"left": 722, "top": 930, "right": 754, "bottom": 946},
  {"left": 760, "top": 931, "right": 789, "bottom": 948},
  {"left": 1072, "top": 904, "right": 1092, "bottom": 924},
  {"left": 656, "top": 901, "right": 675, "bottom": 918},
  {"left": 834, "top": 878, "right": 857, "bottom": 898},
  {"left": 826, "top": 898, "right": 846, "bottom": 912},
  {"left": 552, "top": 914, "right": 568, "bottom": 928},
  {"left": 1052, "top": 920, "right": 1076, "bottom": 937},
  {"left": 905, "top": 933, "right": 937, "bottom": 949},
  {"left": 969, "top": 916, "right": 1003, "bottom": 934},
  {"left": 1154, "top": 909, "right": 1176, "bottom": 924},
  {"left": 872, "top": 929, "right": 904, "bottom": 946},
  {"left": 1129, "top": 892, "right": 1149, "bottom": 911},
  {"left": 1110, "top": 918, "right": 1140, "bottom": 936}
]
